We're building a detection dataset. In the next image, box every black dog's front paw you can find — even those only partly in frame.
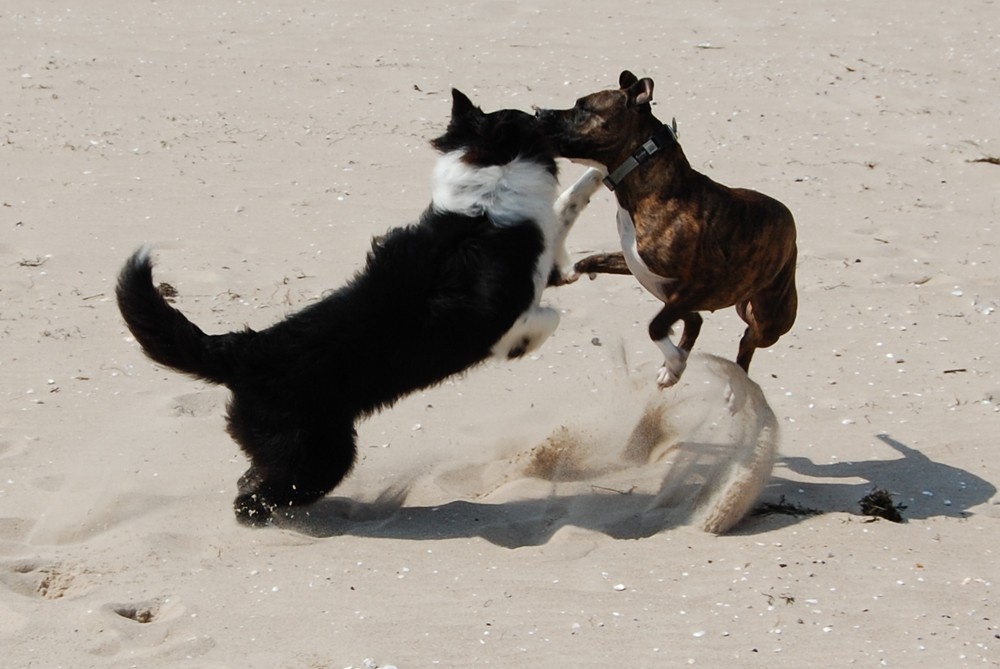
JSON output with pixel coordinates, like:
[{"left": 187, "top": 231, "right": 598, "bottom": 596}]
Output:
[
  {"left": 235, "top": 466, "right": 275, "bottom": 526},
  {"left": 547, "top": 265, "right": 579, "bottom": 287},
  {"left": 233, "top": 467, "right": 335, "bottom": 527},
  {"left": 234, "top": 490, "right": 276, "bottom": 527}
]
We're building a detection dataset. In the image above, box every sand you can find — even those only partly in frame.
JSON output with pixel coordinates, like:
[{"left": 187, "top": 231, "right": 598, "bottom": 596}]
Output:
[{"left": 2, "top": 0, "right": 999, "bottom": 666}]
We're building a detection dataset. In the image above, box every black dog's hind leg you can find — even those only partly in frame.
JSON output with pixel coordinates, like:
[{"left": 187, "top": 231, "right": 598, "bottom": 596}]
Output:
[{"left": 228, "top": 404, "right": 358, "bottom": 527}]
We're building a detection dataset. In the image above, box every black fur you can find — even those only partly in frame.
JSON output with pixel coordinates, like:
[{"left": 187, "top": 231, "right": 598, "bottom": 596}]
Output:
[
  {"left": 432, "top": 89, "right": 559, "bottom": 174},
  {"left": 116, "top": 91, "right": 557, "bottom": 526}
]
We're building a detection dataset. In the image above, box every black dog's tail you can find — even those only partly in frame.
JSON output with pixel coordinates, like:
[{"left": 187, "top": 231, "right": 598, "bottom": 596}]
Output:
[{"left": 116, "top": 247, "right": 249, "bottom": 385}]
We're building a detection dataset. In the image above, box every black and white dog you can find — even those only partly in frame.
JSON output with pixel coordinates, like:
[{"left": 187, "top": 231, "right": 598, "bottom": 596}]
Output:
[{"left": 116, "top": 90, "right": 602, "bottom": 526}]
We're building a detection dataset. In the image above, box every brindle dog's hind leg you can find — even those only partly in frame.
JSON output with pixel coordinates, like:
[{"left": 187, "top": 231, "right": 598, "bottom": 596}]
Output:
[{"left": 735, "top": 259, "right": 797, "bottom": 372}]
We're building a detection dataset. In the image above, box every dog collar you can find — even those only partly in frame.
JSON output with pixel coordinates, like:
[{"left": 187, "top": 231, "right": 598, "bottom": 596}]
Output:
[{"left": 603, "top": 119, "right": 678, "bottom": 191}]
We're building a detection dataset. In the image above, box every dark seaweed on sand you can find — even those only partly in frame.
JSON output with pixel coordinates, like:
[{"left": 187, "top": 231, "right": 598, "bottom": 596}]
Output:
[
  {"left": 859, "top": 488, "right": 907, "bottom": 523},
  {"left": 752, "top": 495, "right": 822, "bottom": 518}
]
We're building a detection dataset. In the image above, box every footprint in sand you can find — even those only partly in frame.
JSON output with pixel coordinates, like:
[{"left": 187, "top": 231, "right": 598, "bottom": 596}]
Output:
[
  {"left": 29, "top": 474, "right": 65, "bottom": 492},
  {"left": 168, "top": 390, "right": 226, "bottom": 418},
  {"left": 0, "top": 559, "right": 96, "bottom": 600},
  {"left": 108, "top": 597, "right": 184, "bottom": 624},
  {"left": 0, "top": 517, "right": 33, "bottom": 549},
  {"left": 0, "top": 438, "right": 30, "bottom": 462},
  {"left": 84, "top": 597, "right": 215, "bottom": 660}
]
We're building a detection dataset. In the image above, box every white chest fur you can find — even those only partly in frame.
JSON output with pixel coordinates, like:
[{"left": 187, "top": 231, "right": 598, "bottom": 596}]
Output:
[
  {"left": 616, "top": 206, "right": 676, "bottom": 302},
  {"left": 431, "top": 151, "right": 559, "bottom": 304}
]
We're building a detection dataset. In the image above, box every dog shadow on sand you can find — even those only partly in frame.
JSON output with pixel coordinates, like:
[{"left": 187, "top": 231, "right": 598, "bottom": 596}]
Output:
[
  {"left": 276, "top": 358, "right": 996, "bottom": 547},
  {"left": 755, "top": 432, "right": 996, "bottom": 528}
]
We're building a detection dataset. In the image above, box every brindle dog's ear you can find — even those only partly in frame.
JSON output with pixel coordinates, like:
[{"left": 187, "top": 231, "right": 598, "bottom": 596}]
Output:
[
  {"left": 618, "top": 70, "right": 639, "bottom": 89},
  {"left": 626, "top": 77, "right": 654, "bottom": 107}
]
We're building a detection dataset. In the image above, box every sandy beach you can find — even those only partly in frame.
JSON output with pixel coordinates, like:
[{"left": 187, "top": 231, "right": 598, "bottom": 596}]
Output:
[{"left": 2, "top": 1, "right": 999, "bottom": 666}]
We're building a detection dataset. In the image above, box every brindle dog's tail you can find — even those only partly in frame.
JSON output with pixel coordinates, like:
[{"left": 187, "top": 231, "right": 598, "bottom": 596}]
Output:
[{"left": 116, "top": 246, "right": 249, "bottom": 385}]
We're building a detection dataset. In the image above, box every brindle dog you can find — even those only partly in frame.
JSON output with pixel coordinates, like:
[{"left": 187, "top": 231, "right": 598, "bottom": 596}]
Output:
[{"left": 537, "top": 71, "right": 797, "bottom": 388}]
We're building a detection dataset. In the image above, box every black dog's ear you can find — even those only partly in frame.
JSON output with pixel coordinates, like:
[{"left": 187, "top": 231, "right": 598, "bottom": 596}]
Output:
[
  {"left": 618, "top": 70, "right": 639, "bottom": 89},
  {"left": 626, "top": 77, "right": 654, "bottom": 107},
  {"left": 450, "top": 88, "right": 482, "bottom": 121},
  {"left": 431, "top": 88, "right": 485, "bottom": 152}
]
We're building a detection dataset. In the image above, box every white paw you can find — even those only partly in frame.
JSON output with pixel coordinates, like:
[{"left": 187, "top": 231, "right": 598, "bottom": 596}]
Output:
[
  {"left": 574, "top": 167, "right": 606, "bottom": 195},
  {"left": 656, "top": 357, "right": 686, "bottom": 388},
  {"left": 653, "top": 335, "right": 687, "bottom": 388},
  {"left": 555, "top": 168, "right": 605, "bottom": 224},
  {"left": 492, "top": 306, "right": 560, "bottom": 359},
  {"left": 553, "top": 266, "right": 579, "bottom": 286},
  {"left": 550, "top": 243, "right": 577, "bottom": 286}
]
